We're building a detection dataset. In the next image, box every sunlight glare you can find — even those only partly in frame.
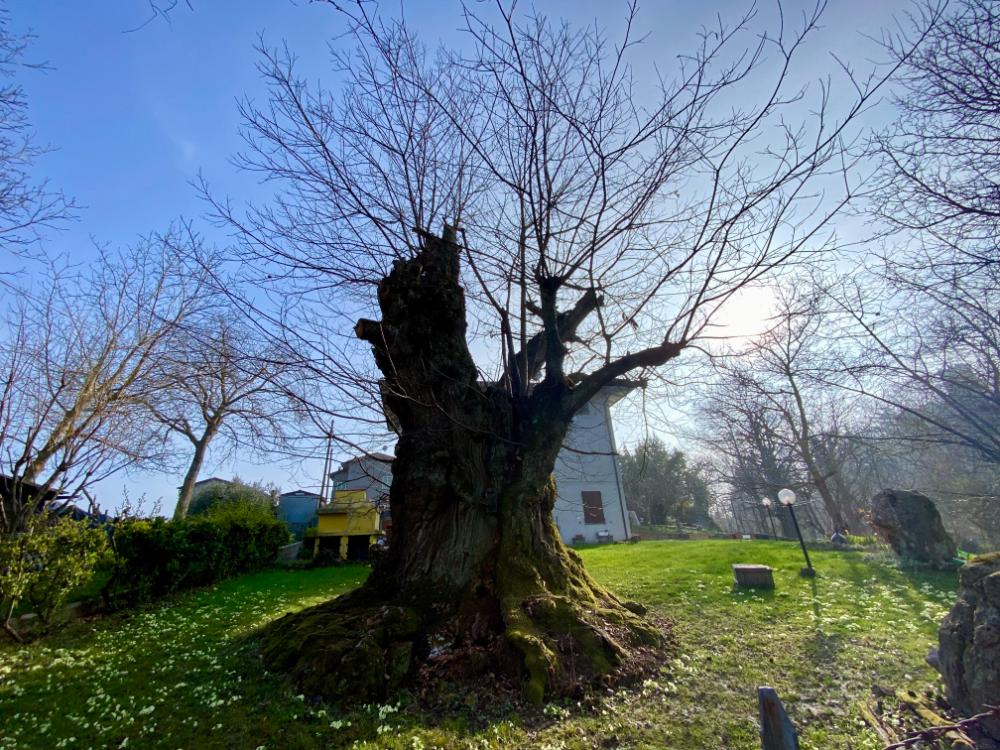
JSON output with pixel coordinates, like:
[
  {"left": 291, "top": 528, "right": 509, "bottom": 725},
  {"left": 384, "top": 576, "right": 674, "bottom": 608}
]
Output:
[{"left": 711, "top": 284, "right": 778, "bottom": 341}]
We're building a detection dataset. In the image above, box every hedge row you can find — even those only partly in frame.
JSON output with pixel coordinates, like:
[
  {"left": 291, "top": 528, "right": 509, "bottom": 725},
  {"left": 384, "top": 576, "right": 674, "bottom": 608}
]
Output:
[{"left": 103, "top": 503, "right": 288, "bottom": 608}]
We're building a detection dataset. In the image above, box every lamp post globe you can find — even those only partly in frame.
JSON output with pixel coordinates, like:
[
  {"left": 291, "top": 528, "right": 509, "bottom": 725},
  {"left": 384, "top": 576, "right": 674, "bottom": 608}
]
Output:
[{"left": 776, "top": 488, "right": 814, "bottom": 577}]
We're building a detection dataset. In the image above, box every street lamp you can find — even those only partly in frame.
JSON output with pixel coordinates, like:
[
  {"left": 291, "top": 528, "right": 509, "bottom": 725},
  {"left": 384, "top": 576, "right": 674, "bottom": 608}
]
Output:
[
  {"left": 778, "top": 488, "right": 815, "bottom": 577},
  {"left": 760, "top": 497, "right": 778, "bottom": 539}
]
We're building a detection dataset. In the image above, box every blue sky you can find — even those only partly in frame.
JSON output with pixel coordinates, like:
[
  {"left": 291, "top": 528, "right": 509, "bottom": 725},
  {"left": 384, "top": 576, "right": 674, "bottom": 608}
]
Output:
[{"left": 8, "top": 0, "right": 912, "bottom": 513}]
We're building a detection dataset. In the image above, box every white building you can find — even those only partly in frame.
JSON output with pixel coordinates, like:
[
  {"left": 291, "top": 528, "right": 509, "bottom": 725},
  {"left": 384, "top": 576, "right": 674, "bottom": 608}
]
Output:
[
  {"left": 551, "top": 385, "right": 632, "bottom": 544},
  {"left": 329, "top": 452, "right": 394, "bottom": 502}
]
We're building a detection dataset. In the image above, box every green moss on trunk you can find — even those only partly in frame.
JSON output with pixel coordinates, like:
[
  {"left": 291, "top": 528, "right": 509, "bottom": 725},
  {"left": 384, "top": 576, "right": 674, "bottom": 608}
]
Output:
[{"left": 496, "top": 477, "right": 665, "bottom": 703}]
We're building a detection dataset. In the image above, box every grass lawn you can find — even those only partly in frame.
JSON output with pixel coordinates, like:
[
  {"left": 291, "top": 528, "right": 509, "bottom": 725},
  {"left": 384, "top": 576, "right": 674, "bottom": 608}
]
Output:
[{"left": 0, "top": 540, "right": 957, "bottom": 750}]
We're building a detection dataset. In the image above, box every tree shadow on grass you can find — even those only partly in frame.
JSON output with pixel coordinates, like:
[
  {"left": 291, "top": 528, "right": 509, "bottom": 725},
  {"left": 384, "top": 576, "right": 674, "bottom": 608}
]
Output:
[
  {"left": 836, "top": 551, "right": 958, "bottom": 621},
  {"left": 799, "top": 576, "right": 848, "bottom": 667}
]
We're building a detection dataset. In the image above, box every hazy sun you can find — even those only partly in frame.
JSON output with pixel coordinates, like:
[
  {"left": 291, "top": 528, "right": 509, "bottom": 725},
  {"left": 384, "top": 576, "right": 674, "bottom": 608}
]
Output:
[{"left": 710, "top": 284, "right": 778, "bottom": 341}]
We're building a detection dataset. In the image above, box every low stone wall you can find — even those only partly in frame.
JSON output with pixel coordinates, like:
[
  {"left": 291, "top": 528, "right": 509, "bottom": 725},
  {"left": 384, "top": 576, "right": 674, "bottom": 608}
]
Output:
[
  {"left": 938, "top": 552, "right": 1000, "bottom": 747},
  {"left": 276, "top": 542, "right": 303, "bottom": 561}
]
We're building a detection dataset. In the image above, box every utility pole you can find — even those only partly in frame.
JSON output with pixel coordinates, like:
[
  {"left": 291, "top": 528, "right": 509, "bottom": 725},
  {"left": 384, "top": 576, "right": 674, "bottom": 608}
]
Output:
[{"left": 319, "top": 420, "right": 335, "bottom": 505}]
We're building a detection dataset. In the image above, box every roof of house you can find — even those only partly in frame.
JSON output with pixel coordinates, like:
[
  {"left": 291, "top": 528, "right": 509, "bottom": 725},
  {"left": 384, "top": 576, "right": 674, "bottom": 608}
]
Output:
[
  {"left": 0, "top": 475, "right": 69, "bottom": 509},
  {"left": 193, "top": 476, "right": 229, "bottom": 486},
  {"left": 379, "top": 379, "right": 636, "bottom": 433},
  {"left": 175, "top": 476, "right": 232, "bottom": 491},
  {"left": 279, "top": 489, "right": 323, "bottom": 499},
  {"left": 337, "top": 452, "right": 395, "bottom": 468},
  {"left": 55, "top": 504, "right": 111, "bottom": 524},
  {"left": 596, "top": 381, "right": 635, "bottom": 407}
]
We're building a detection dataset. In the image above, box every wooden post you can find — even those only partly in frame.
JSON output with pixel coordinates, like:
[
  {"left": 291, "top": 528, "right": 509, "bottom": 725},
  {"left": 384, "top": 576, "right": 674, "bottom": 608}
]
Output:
[{"left": 758, "top": 686, "right": 799, "bottom": 750}]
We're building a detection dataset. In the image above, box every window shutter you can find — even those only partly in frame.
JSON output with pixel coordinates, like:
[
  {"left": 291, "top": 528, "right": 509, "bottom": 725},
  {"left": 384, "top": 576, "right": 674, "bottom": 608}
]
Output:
[{"left": 582, "top": 491, "right": 605, "bottom": 524}]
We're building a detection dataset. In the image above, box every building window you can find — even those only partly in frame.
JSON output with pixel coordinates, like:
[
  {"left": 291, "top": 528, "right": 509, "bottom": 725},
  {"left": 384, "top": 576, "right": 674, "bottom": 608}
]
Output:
[{"left": 582, "top": 491, "right": 605, "bottom": 524}]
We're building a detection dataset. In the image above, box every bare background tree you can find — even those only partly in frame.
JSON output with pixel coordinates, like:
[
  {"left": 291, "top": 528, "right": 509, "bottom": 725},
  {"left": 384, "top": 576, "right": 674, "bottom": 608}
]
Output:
[
  {"left": 849, "top": 0, "right": 1000, "bottom": 463},
  {"left": 848, "top": 409, "right": 1000, "bottom": 551},
  {"left": 872, "top": 0, "right": 998, "bottom": 273},
  {"left": 0, "top": 5, "right": 73, "bottom": 271},
  {"left": 147, "top": 314, "right": 301, "bottom": 519},
  {"left": 0, "top": 228, "right": 211, "bottom": 534},
  {"left": 704, "top": 283, "right": 873, "bottom": 533},
  {"left": 694, "top": 357, "right": 826, "bottom": 539},
  {"left": 757, "top": 0, "right": 1000, "bottom": 551}
]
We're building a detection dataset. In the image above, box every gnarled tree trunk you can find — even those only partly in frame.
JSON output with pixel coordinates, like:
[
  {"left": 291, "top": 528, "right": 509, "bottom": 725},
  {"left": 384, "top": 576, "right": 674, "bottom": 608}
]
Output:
[{"left": 259, "top": 231, "right": 666, "bottom": 705}]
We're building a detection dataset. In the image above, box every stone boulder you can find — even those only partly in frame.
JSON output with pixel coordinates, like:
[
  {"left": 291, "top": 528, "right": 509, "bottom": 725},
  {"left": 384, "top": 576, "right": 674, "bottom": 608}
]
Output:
[
  {"left": 938, "top": 553, "right": 1000, "bottom": 746},
  {"left": 870, "top": 489, "right": 956, "bottom": 566}
]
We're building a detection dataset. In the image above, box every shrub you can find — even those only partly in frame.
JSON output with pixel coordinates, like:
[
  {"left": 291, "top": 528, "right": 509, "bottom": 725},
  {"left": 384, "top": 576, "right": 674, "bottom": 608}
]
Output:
[
  {"left": 188, "top": 479, "right": 275, "bottom": 517},
  {"left": 24, "top": 517, "right": 107, "bottom": 625},
  {"left": 1, "top": 515, "right": 106, "bottom": 638},
  {"left": 103, "top": 505, "right": 289, "bottom": 608}
]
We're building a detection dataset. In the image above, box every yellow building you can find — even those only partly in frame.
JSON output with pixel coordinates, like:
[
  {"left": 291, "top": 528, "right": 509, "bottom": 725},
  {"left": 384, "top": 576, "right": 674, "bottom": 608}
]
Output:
[{"left": 313, "top": 489, "right": 383, "bottom": 560}]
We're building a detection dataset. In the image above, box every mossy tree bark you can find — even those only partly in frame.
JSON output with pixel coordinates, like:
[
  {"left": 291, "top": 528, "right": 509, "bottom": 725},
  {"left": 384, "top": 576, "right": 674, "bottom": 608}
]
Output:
[{"left": 259, "top": 230, "right": 667, "bottom": 705}]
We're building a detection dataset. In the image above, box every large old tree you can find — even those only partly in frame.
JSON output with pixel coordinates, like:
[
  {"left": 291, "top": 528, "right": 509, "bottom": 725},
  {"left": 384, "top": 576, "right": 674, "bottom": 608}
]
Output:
[{"left": 218, "top": 1, "right": 917, "bottom": 703}]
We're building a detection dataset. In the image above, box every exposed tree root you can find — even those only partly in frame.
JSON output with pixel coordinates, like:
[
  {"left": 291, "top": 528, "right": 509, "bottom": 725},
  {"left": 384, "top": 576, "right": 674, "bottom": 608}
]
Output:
[
  {"left": 258, "top": 579, "right": 672, "bottom": 707},
  {"left": 498, "top": 544, "right": 665, "bottom": 704},
  {"left": 259, "top": 589, "right": 421, "bottom": 704}
]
